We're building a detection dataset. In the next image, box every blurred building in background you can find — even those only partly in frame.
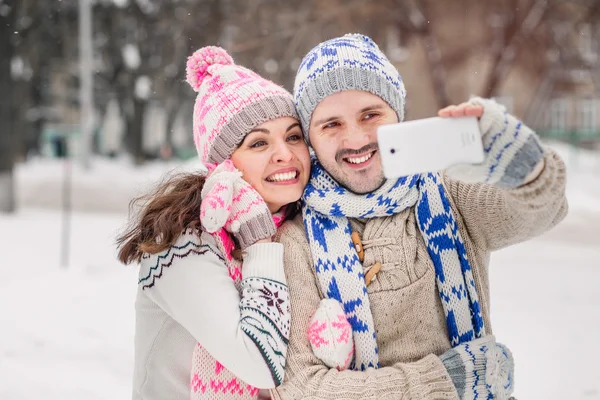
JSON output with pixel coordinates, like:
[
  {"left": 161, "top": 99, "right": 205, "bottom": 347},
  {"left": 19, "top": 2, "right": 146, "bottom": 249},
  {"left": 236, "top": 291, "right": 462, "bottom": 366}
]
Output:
[{"left": 1, "top": 0, "right": 599, "bottom": 170}]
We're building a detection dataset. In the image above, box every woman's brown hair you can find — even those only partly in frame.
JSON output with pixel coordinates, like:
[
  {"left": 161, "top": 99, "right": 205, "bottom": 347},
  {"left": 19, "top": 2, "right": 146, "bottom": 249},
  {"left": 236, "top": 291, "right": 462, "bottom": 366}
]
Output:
[
  {"left": 116, "top": 170, "right": 300, "bottom": 265},
  {"left": 117, "top": 171, "right": 207, "bottom": 265}
]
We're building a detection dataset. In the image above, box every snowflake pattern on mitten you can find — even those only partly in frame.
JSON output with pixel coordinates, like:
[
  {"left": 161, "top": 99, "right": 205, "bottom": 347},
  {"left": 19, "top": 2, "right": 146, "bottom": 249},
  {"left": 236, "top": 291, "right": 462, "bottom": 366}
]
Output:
[
  {"left": 308, "top": 299, "right": 354, "bottom": 371},
  {"left": 200, "top": 160, "right": 276, "bottom": 249}
]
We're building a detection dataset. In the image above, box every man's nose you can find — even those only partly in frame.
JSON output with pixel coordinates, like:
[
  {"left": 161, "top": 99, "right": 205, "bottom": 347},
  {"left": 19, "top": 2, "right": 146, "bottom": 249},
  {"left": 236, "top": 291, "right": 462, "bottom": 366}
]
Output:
[{"left": 342, "top": 123, "right": 371, "bottom": 150}]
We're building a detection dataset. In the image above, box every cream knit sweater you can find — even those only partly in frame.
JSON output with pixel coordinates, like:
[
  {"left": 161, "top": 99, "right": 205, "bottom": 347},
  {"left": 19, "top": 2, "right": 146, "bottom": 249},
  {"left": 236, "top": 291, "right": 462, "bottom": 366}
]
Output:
[
  {"left": 272, "top": 149, "right": 567, "bottom": 400},
  {"left": 132, "top": 231, "right": 288, "bottom": 400}
]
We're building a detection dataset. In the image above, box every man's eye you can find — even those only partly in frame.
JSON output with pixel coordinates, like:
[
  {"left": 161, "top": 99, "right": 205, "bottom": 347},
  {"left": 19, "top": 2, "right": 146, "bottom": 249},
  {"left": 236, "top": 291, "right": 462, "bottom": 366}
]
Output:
[
  {"left": 249, "top": 140, "right": 267, "bottom": 148},
  {"left": 363, "top": 113, "right": 379, "bottom": 120},
  {"left": 323, "top": 122, "right": 339, "bottom": 129}
]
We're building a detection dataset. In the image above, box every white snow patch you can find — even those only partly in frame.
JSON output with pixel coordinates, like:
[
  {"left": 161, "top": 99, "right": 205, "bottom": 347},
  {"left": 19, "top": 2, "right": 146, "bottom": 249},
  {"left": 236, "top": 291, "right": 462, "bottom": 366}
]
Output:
[
  {"left": 134, "top": 76, "right": 151, "bottom": 100},
  {"left": 1, "top": 141, "right": 598, "bottom": 399},
  {"left": 122, "top": 43, "right": 141, "bottom": 70}
]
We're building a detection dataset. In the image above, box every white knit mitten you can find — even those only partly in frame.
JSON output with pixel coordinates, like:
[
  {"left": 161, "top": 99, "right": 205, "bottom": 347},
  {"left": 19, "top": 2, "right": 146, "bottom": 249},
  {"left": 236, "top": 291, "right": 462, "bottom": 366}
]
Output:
[
  {"left": 200, "top": 160, "right": 276, "bottom": 249},
  {"left": 308, "top": 299, "right": 354, "bottom": 371},
  {"left": 440, "top": 335, "right": 515, "bottom": 400},
  {"left": 445, "top": 97, "right": 544, "bottom": 188}
]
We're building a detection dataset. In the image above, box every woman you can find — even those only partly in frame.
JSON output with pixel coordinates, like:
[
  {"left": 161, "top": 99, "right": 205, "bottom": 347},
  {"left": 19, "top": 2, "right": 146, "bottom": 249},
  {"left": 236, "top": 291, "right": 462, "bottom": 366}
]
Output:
[{"left": 117, "top": 46, "right": 311, "bottom": 400}]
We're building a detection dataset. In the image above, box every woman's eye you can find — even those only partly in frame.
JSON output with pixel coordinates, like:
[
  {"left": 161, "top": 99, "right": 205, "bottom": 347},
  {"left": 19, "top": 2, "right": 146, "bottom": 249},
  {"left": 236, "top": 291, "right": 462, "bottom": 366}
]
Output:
[
  {"left": 287, "top": 134, "right": 302, "bottom": 142},
  {"left": 249, "top": 140, "right": 267, "bottom": 148}
]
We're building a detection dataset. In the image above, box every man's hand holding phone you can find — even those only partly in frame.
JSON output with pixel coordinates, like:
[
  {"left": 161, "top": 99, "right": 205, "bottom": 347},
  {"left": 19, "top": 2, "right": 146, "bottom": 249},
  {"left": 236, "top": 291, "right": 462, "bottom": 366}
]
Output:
[{"left": 377, "top": 98, "right": 545, "bottom": 188}]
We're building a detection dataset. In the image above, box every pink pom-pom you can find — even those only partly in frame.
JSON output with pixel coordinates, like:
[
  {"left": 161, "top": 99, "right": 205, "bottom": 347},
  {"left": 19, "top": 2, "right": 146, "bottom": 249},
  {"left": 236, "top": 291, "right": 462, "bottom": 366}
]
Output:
[
  {"left": 186, "top": 46, "right": 234, "bottom": 92},
  {"left": 205, "top": 162, "right": 217, "bottom": 172}
]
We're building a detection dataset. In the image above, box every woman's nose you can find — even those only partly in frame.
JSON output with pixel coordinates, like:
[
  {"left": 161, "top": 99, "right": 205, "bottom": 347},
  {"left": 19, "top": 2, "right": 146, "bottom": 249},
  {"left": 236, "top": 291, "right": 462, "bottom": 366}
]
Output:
[{"left": 272, "top": 142, "right": 294, "bottom": 163}]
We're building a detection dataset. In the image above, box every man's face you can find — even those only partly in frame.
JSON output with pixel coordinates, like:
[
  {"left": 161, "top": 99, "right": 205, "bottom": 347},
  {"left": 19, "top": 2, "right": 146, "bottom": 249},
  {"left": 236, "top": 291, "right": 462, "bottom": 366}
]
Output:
[{"left": 308, "top": 90, "right": 399, "bottom": 194}]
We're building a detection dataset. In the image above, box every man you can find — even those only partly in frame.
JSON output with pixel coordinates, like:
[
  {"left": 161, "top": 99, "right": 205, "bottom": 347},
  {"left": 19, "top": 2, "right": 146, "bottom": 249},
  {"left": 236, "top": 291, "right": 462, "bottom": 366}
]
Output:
[{"left": 272, "top": 34, "right": 567, "bottom": 400}]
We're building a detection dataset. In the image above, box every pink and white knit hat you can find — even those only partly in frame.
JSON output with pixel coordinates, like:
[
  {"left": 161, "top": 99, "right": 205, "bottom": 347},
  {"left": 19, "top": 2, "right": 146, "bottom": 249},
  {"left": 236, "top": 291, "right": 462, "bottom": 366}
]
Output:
[{"left": 186, "top": 46, "right": 298, "bottom": 164}]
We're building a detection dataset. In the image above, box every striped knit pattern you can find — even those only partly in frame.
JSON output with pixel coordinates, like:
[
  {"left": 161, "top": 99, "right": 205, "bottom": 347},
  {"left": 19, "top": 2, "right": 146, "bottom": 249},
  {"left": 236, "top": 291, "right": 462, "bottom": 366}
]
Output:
[
  {"left": 439, "top": 335, "right": 515, "bottom": 399},
  {"left": 293, "top": 33, "right": 406, "bottom": 138},
  {"left": 186, "top": 46, "right": 297, "bottom": 165},
  {"left": 302, "top": 160, "right": 486, "bottom": 370},
  {"left": 446, "top": 97, "right": 545, "bottom": 188}
]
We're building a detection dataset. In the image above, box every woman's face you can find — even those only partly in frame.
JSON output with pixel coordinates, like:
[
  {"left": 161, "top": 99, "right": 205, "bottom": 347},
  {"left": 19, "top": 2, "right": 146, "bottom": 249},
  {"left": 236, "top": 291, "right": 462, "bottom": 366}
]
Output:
[{"left": 230, "top": 116, "right": 311, "bottom": 213}]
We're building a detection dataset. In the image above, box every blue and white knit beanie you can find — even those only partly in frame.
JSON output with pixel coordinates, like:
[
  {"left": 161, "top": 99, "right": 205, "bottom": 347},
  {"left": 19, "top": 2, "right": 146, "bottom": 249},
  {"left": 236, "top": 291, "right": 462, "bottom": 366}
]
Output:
[{"left": 293, "top": 33, "right": 407, "bottom": 140}]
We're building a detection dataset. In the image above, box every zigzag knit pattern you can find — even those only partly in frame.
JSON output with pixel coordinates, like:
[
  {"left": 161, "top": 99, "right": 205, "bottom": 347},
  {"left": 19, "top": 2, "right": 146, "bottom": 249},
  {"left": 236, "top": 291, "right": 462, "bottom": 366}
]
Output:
[
  {"left": 302, "top": 161, "right": 486, "bottom": 370},
  {"left": 189, "top": 223, "right": 289, "bottom": 399},
  {"left": 190, "top": 355, "right": 261, "bottom": 399},
  {"left": 138, "top": 228, "right": 224, "bottom": 290}
]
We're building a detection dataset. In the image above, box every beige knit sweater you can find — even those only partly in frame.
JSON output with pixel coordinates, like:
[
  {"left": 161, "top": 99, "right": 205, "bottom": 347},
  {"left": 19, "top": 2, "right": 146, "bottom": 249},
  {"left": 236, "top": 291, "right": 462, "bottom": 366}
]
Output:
[{"left": 272, "top": 149, "right": 567, "bottom": 400}]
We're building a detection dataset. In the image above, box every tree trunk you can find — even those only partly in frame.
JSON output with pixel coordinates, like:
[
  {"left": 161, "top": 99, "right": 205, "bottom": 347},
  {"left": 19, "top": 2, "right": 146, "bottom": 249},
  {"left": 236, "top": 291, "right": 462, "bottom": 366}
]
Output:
[
  {"left": 421, "top": 30, "right": 451, "bottom": 109},
  {"left": 593, "top": 23, "right": 600, "bottom": 97},
  {"left": 165, "top": 103, "right": 178, "bottom": 151},
  {"left": 0, "top": 1, "right": 16, "bottom": 213},
  {"left": 126, "top": 97, "right": 146, "bottom": 165},
  {"left": 28, "top": 76, "right": 44, "bottom": 157},
  {"left": 523, "top": 71, "right": 554, "bottom": 129},
  {"left": 481, "top": 0, "right": 548, "bottom": 98},
  {"left": 12, "top": 80, "right": 27, "bottom": 161},
  {"left": 408, "top": 1, "right": 450, "bottom": 109}
]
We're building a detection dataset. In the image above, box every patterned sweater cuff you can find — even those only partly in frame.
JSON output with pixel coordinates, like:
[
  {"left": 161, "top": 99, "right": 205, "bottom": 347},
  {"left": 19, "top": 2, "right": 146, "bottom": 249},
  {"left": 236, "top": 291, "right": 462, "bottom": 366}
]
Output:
[
  {"left": 507, "top": 148, "right": 566, "bottom": 200},
  {"left": 405, "top": 354, "right": 459, "bottom": 400},
  {"left": 242, "top": 242, "right": 286, "bottom": 283}
]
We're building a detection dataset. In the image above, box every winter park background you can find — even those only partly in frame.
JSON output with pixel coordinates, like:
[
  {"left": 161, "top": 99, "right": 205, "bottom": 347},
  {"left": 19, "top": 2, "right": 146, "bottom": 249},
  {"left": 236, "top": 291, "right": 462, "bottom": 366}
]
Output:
[
  {"left": 2, "top": 142, "right": 599, "bottom": 400},
  {"left": 1, "top": 1, "right": 600, "bottom": 399}
]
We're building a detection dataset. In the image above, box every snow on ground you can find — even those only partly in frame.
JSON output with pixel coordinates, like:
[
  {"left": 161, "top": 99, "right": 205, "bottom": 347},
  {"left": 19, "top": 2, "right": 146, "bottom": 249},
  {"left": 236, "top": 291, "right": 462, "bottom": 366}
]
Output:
[
  {"left": 15, "top": 155, "right": 206, "bottom": 214},
  {"left": 1, "top": 141, "right": 599, "bottom": 399},
  {"left": 0, "top": 211, "right": 135, "bottom": 400}
]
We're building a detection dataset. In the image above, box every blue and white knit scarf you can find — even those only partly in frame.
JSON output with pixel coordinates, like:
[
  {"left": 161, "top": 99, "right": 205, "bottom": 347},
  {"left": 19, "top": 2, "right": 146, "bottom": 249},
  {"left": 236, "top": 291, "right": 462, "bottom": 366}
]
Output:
[{"left": 302, "top": 160, "right": 486, "bottom": 370}]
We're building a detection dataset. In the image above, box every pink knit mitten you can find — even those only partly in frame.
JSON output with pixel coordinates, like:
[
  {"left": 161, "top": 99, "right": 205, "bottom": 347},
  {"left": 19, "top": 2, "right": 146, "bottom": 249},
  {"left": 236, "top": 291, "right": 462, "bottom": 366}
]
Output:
[
  {"left": 308, "top": 299, "right": 354, "bottom": 371},
  {"left": 201, "top": 160, "right": 276, "bottom": 249}
]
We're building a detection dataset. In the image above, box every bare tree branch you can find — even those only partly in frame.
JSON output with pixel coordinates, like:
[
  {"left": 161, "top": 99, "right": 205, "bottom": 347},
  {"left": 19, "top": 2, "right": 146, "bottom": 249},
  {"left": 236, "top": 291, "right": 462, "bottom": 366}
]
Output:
[
  {"left": 481, "top": 0, "right": 549, "bottom": 97},
  {"left": 230, "top": 0, "right": 370, "bottom": 53}
]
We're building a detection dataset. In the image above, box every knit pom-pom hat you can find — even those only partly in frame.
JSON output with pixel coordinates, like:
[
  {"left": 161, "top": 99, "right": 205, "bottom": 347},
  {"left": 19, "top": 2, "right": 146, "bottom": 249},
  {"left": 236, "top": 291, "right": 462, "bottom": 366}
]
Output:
[
  {"left": 293, "top": 33, "right": 406, "bottom": 141},
  {"left": 186, "top": 46, "right": 298, "bottom": 164}
]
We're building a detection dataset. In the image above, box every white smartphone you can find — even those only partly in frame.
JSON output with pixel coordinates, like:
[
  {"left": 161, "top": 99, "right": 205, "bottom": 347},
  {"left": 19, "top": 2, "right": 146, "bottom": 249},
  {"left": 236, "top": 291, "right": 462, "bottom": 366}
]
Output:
[{"left": 377, "top": 116, "right": 484, "bottom": 179}]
